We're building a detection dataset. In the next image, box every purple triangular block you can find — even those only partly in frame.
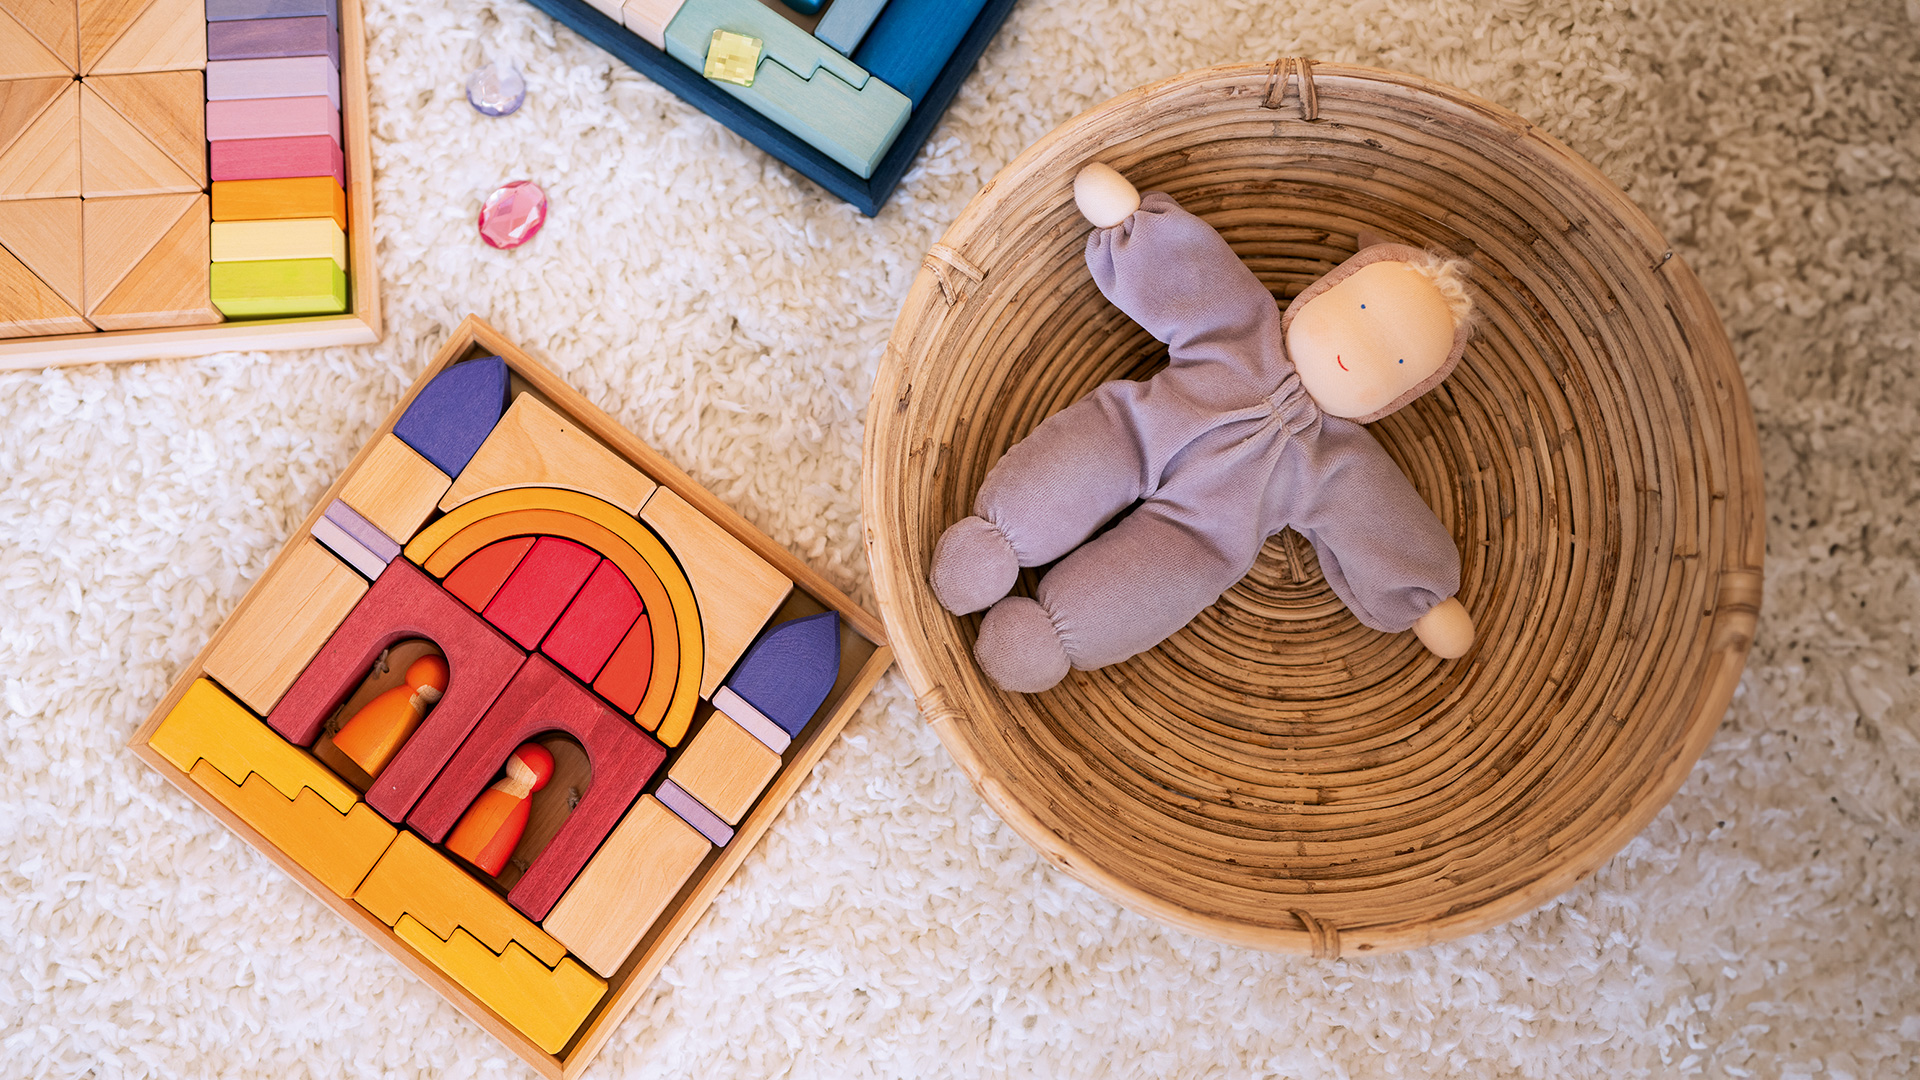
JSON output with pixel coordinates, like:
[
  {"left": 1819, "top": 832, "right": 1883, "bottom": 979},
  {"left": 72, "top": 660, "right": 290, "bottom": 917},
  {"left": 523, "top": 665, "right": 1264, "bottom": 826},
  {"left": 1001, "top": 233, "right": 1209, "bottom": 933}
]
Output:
[
  {"left": 393, "top": 356, "right": 510, "bottom": 477},
  {"left": 725, "top": 612, "right": 840, "bottom": 738}
]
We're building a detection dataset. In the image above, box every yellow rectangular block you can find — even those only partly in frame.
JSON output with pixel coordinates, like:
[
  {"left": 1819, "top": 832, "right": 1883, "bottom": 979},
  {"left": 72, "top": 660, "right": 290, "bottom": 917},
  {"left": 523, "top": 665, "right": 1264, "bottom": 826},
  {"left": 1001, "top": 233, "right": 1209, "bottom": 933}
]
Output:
[
  {"left": 338, "top": 433, "right": 452, "bottom": 543},
  {"left": 189, "top": 761, "right": 395, "bottom": 897},
  {"left": 441, "top": 393, "right": 657, "bottom": 515},
  {"left": 150, "top": 678, "right": 357, "bottom": 813},
  {"left": 667, "top": 712, "right": 781, "bottom": 825},
  {"left": 202, "top": 538, "right": 369, "bottom": 716},
  {"left": 354, "top": 830, "right": 566, "bottom": 968},
  {"left": 639, "top": 487, "right": 792, "bottom": 698},
  {"left": 211, "top": 217, "right": 348, "bottom": 269},
  {"left": 541, "top": 795, "right": 709, "bottom": 977},
  {"left": 396, "top": 915, "right": 605, "bottom": 1055}
]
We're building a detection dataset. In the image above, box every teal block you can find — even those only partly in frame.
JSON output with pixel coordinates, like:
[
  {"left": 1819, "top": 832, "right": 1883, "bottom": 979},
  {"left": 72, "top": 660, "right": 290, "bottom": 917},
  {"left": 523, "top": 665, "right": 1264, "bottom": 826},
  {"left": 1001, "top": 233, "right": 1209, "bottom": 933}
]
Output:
[{"left": 663, "top": 0, "right": 910, "bottom": 178}]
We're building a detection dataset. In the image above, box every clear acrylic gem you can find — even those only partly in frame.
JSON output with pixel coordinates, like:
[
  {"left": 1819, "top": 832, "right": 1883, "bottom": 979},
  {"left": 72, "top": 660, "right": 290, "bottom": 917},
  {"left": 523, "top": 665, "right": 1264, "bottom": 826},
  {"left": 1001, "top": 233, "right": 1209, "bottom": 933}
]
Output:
[
  {"left": 478, "top": 180, "right": 548, "bottom": 249},
  {"left": 466, "top": 60, "right": 527, "bottom": 117}
]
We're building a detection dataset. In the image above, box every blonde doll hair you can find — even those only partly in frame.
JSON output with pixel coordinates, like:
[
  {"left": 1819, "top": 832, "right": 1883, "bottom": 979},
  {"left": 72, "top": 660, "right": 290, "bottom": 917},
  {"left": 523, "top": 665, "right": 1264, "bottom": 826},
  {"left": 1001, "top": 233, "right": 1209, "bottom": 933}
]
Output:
[{"left": 1405, "top": 252, "right": 1475, "bottom": 330}]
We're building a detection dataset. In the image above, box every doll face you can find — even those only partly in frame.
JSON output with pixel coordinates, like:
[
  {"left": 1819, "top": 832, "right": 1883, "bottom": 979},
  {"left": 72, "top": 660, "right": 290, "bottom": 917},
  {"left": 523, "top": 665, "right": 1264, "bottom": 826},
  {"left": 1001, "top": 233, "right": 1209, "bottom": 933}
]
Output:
[{"left": 1287, "top": 262, "right": 1457, "bottom": 419}]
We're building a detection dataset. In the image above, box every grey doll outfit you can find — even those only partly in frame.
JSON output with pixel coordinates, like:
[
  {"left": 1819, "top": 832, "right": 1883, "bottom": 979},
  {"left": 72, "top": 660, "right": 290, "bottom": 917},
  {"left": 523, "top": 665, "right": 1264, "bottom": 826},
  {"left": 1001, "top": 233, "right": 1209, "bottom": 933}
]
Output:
[{"left": 930, "top": 192, "right": 1469, "bottom": 693}]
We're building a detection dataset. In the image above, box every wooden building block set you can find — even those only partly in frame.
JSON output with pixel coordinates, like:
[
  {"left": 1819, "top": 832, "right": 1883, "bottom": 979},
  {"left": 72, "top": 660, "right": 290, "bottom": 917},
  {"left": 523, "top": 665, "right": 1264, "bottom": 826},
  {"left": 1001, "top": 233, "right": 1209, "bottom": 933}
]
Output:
[
  {"left": 0, "top": 0, "right": 377, "bottom": 367},
  {"left": 130, "top": 316, "right": 893, "bottom": 1075},
  {"left": 527, "top": 0, "right": 1017, "bottom": 214}
]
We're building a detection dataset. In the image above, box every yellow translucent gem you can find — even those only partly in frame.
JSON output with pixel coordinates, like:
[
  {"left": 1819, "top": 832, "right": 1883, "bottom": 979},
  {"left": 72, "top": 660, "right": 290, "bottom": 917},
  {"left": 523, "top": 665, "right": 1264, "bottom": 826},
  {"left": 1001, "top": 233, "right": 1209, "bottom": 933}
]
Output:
[{"left": 704, "top": 30, "right": 762, "bottom": 87}]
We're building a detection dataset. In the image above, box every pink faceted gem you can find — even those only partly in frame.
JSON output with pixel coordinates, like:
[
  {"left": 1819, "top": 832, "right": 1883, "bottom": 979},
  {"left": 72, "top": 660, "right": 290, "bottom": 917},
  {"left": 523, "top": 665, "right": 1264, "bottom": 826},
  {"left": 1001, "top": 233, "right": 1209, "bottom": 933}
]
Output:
[{"left": 477, "top": 180, "right": 548, "bottom": 249}]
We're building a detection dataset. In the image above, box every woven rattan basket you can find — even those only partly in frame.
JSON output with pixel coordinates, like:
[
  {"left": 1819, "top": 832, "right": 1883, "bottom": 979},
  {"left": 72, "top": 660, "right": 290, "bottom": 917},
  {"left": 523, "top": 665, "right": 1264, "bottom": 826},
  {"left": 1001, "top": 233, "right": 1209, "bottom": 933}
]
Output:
[{"left": 863, "top": 61, "right": 1763, "bottom": 955}]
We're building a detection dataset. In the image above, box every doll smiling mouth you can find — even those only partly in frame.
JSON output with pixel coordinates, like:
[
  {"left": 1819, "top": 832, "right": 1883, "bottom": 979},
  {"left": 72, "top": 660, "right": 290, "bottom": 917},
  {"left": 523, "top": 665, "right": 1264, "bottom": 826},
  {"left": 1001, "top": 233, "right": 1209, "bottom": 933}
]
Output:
[{"left": 1336, "top": 355, "right": 1349, "bottom": 371}]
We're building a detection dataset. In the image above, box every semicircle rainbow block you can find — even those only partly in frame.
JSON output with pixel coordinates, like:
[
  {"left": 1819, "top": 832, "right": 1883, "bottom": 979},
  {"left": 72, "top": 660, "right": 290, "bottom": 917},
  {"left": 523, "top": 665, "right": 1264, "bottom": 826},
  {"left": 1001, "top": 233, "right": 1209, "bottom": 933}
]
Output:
[
  {"left": 724, "top": 611, "right": 839, "bottom": 739},
  {"left": 392, "top": 355, "right": 510, "bottom": 477}
]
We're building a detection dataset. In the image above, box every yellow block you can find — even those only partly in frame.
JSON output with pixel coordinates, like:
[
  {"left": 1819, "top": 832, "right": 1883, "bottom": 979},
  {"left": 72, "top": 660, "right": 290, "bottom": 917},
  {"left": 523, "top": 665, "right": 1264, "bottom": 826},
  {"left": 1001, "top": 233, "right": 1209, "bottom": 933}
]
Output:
[
  {"left": 354, "top": 830, "right": 566, "bottom": 968},
  {"left": 396, "top": 915, "right": 606, "bottom": 1055},
  {"left": 150, "top": 678, "right": 357, "bottom": 813},
  {"left": 189, "top": 761, "right": 396, "bottom": 897},
  {"left": 210, "top": 217, "right": 348, "bottom": 269}
]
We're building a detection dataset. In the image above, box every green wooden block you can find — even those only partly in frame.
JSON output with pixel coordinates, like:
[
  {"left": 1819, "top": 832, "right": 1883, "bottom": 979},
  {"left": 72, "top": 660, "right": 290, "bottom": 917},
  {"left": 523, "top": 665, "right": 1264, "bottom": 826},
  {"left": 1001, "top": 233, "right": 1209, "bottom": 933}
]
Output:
[
  {"left": 210, "top": 258, "right": 348, "bottom": 317},
  {"left": 663, "top": 0, "right": 909, "bottom": 178}
]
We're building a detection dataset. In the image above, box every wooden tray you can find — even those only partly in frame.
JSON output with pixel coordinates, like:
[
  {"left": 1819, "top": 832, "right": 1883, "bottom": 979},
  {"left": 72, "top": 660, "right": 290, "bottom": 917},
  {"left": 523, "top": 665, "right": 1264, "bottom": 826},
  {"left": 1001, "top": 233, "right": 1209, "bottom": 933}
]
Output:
[{"left": 129, "top": 315, "right": 892, "bottom": 1076}]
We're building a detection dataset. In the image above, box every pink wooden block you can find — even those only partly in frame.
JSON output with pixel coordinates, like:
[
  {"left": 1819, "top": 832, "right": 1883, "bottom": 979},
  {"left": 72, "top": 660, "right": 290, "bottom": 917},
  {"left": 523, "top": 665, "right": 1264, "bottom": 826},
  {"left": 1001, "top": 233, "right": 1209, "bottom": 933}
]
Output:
[
  {"left": 210, "top": 135, "right": 345, "bottom": 186},
  {"left": 206, "top": 96, "right": 341, "bottom": 144},
  {"left": 541, "top": 560, "right": 642, "bottom": 684},
  {"left": 206, "top": 57, "right": 341, "bottom": 109},
  {"left": 482, "top": 537, "right": 601, "bottom": 650}
]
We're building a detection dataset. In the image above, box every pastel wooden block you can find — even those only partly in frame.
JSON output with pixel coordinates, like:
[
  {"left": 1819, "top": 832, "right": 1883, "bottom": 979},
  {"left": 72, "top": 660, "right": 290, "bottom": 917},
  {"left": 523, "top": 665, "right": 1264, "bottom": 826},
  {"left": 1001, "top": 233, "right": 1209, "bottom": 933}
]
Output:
[
  {"left": 210, "top": 257, "right": 347, "bottom": 317},
  {"left": 0, "top": 195, "right": 83, "bottom": 314},
  {"left": 666, "top": 709, "right": 781, "bottom": 825},
  {"left": 86, "top": 193, "right": 220, "bottom": 330},
  {"left": 337, "top": 433, "right": 452, "bottom": 543},
  {"left": 712, "top": 684, "right": 789, "bottom": 753},
  {"left": 395, "top": 916, "right": 605, "bottom": 1056},
  {"left": 850, "top": 0, "right": 986, "bottom": 106},
  {"left": 0, "top": 242, "right": 89, "bottom": 337},
  {"left": 591, "top": 611, "right": 653, "bottom": 715},
  {"left": 392, "top": 355, "right": 510, "bottom": 478},
  {"left": 83, "top": 193, "right": 194, "bottom": 309},
  {"left": 640, "top": 486, "right": 792, "bottom": 700},
  {"left": 654, "top": 777, "right": 732, "bottom": 846},
  {"left": 149, "top": 677, "right": 360, "bottom": 813},
  {"left": 662, "top": 0, "right": 910, "bottom": 178},
  {"left": 354, "top": 829, "right": 566, "bottom": 967},
  {"left": 210, "top": 133, "right": 343, "bottom": 186},
  {"left": 619, "top": 0, "right": 683, "bottom": 49},
  {"left": 721, "top": 609, "right": 840, "bottom": 737},
  {"left": 81, "top": 0, "right": 205, "bottom": 75},
  {"left": 264, "top": 557, "right": 525, "bottom": 824},
  {"left": 207, "top": 15, "right": 339, "bottom": 66},
  {"left": 207, "top": 56, "right": 341, "bottom": 108},
  {"left": 441, "top": 393, "right": 657, "bottom": 515},
  {"left": 202, "top": 538, "right": 369, "bottom": 716},
  {"left": 207, "top": 95, "right": 340, "bottom": 143},
  {"left": 408, "top": 655, "right": 667, "bottom": 921},
  {"left": 541, "top": 559, "right": 642, "bottom": 683},
  {"left": 206, "top": 0, "right": 337, "bottom": 26},
  {"left": 189, "top": 760, "right": 395, "bottom": 896},
  {"left": 541, "top": 794, "right": 709, "bottom": 978},
  {"left": 85, "top": 70, "right": 208, "bottom": 187},
  {"left": 813, "top": 0, "right": 885, "bottom": 55},
  {"left": 211, "top": 176, "right": 346, "bottom": 228},
  {"left": 78, "top": 82, "right": 201, "bottom": 196},
  {"left": 211, "top": 217, "right": 346, "bottom": 269},
  {"left": 311, "top": 513, "right": 385, "bottom": 580},
  {"left": 444, "top": 536, "right": 535, "bottom": 613},
  {"left": 322, "top": 497, "right": 399, "bottom": 562},
  {"left": 1, "top": 0, "right": 78, "bottom": 72},
  {"left": 0, "top": 79, "right": 80, "bottom": 199},
  {"left": 482, "top": 536, "right": 602, "bottom": 650}
]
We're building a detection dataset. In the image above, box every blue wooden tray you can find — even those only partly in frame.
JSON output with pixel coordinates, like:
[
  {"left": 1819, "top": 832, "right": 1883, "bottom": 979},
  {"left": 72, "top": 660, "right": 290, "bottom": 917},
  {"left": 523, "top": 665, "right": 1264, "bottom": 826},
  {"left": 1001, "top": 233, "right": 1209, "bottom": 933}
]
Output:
[{"left": 523, "top": 0, "right": 1019, "bottom": 216}]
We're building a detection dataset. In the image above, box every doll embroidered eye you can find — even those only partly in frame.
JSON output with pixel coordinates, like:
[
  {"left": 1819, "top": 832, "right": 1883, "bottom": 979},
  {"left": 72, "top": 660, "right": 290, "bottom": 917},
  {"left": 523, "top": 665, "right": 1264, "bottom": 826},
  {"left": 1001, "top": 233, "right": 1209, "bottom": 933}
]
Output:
[
  {"left": 1360, "top": 304, "right": 1366, "bottom": 309},
  {"left": 1398, "top": 358, "right": 1405, "bottom": 363}
]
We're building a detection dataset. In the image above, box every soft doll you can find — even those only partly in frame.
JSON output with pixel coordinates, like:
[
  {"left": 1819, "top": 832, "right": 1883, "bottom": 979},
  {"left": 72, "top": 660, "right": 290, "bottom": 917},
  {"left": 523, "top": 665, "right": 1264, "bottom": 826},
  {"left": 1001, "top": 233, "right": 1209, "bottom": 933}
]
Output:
[{"left": 928, "top": 163, "right": 1477, "bottom": 693}]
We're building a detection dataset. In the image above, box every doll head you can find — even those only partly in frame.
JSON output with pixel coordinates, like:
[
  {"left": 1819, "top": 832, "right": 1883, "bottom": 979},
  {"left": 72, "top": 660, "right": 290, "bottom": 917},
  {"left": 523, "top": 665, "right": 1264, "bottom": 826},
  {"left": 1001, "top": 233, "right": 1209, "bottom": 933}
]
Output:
[{"left": 1283, "top": 244, "right": 1474, "bottom": 422}]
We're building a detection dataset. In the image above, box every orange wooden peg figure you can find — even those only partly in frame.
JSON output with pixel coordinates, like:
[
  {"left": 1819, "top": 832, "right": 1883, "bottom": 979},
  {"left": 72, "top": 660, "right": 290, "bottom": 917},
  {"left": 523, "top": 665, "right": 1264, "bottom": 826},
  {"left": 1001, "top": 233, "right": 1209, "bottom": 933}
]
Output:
[
  {"left": 445, "top": 743, "right": 555, "bottom": 878},
  {"left": 332, "top": 655, "right": 450, "bottom": 779}
]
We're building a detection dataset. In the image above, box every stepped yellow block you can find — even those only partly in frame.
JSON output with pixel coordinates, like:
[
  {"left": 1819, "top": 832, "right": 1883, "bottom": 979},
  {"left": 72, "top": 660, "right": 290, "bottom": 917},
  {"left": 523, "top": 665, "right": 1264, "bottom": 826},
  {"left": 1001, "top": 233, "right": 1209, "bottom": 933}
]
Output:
[
  {"left": 188, "top": 761, "right": 396, "bottom": 897},
  {"left": 354, "top": 830, "right": 566, "bottom": 968},
  {"left": 395, "top": 915, "right": 606, "bottom": 1055},
  {"left": 150, "top": 678, "right": 357, "bottom": 813}
]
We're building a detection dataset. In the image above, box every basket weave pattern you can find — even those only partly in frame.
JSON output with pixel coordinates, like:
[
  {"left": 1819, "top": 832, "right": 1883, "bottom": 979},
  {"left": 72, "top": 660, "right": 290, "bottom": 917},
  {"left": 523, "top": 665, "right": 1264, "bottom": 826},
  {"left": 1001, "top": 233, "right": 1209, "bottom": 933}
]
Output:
[{"left": 864, "top": 62, "right": 1764, "bottom": 955}]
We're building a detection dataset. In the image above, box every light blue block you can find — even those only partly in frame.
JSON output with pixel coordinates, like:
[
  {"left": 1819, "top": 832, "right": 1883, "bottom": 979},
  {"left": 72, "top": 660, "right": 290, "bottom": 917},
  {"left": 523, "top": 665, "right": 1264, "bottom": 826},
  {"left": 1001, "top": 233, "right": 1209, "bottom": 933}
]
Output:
[
  {"left": 813, "top": 0, "right": 886, "bottom": 54},
  {"left": 663, "top": 0, "right": 910, "bottom": 178}
]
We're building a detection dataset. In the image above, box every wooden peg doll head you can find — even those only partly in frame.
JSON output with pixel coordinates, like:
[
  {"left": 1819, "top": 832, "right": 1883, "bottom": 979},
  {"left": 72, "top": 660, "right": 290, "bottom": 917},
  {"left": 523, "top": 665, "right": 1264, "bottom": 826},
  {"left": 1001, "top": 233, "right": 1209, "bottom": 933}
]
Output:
[{"left": 445, "top": 742, "right": 556, "bottom": 877}]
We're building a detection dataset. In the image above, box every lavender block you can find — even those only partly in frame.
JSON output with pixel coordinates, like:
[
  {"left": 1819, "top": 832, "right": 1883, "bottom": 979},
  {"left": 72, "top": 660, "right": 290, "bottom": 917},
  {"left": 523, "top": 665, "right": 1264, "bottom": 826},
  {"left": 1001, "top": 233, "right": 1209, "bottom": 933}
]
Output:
[{"left": 208, "top": 16, "right": 340, "bottom": 67}]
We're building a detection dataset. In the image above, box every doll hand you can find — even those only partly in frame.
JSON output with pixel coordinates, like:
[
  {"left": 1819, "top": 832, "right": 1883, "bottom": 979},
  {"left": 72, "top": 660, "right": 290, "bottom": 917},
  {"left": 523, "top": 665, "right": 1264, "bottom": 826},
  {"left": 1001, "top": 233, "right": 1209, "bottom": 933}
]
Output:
[
  {"left": 1074, "top": 163, "right": 1140, "bottom": 228},
  {"left": 1412, "top": 597, "right": 1474, "bottom": 659}
]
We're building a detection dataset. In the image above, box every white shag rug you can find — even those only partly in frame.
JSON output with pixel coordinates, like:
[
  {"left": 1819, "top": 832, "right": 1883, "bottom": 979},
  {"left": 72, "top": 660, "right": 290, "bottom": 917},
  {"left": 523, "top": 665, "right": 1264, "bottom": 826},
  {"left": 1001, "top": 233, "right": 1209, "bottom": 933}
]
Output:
[{"left": 3, "top": 0, "right": 1917, "bottom": 1076}]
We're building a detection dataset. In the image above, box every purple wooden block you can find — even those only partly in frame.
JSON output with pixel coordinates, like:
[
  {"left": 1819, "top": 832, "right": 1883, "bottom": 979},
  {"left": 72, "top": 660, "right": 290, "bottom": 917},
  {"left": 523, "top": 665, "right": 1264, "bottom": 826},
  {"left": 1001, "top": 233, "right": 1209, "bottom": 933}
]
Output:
[
  {"left": 207, "top": 96, "right": 340, "bottom": 144},
  {"left": 210, "top": 135, "right": 344, "bottom": 185},
  {"left": 324, "top": 499, "right": 400, "bottom": 562},
  {"left": 208, "top": 17, "right": 340, "bottom": 67},
  {"left": 656, "top": 779, "right": 733, "bottom": 846},
  {"left": 392, "top": 355, "right": 510, "bottom": 477},
  {"left": 206, "top": 57, "right": 341, "bottom": 109},
  {"left": 723, "top": 611, "right": 840, "bottom": 738},
  {"left": 207, "top": 0, "right": 338, "bottom": 27}
]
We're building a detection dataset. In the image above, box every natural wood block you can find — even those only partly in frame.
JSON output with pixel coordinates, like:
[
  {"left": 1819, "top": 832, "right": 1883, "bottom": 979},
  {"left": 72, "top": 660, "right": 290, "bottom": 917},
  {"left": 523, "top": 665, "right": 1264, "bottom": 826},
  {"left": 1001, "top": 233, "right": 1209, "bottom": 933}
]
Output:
[
  {"left": 542, "top": 795, "right": 709, "bottom": 978},
  {"left": 443, "top": 535, "right": 535, "bottom": 613},
  {"left": 442, "top": 393, "right": 657, "bottom": 515},
  {"left": 190, "top": 760, "right": 395, "bottom": 897},
  {"left": 211, "top": 175, "right": 346, "bottom": 228},
  {"left": 618, "top": 0, "right": 681, "bottom": 50},
  {"left": 0, "top": 195, "right": 82, "bottom": 312},
  {"left": 0, "top": 6, "right": 73, "bottom": 77},
  {"left": 394, "top": 916, "right": 605, "bottom": 1056},
  {"left": 209, "top": 132, "right": 342, "bottom": 185},
  {"left": 79, "top": 0, "right": 149, "bottom": 71},
  {"left": 354, "top": 829, "right": 566, "bottom": 967},
  {"left": 82, "top": 192, "right": 194, "bottom": 308},
  {"left": 640, "top": 486, "right": 792, "bottom": 699},
  {"left": 89, "top": 192, "right": 221, "bottom": 330},
  {"left": 206, "top": 94, "right": 340, "bottom": 143},
  {"left": 211, "top": 217, "right": 346, "bottom": 269},
  {"left": 149, "top": 678, "right": 360, "bottom": 813},
  {"left": 0, "top": 241, "right": 88, "bottom": 337},
  {"left": 481, "top": 536, "right": 601, "bottom": 650},
  {"left": 206, "top": 56, "right": 340, "bottom": 108},
  {"left": 210, "top": 257, "right": 346, "bottom": 317},
  {"left": 666, "top": 710, "right": 781, "bottom": 825},
  {"left": 206, "top": 15, "right": 338, "bottom": 65},
  {"left": 541, "top": 559, "right": 641, "bottom": 684},
  {"left": 1, "top": 0, "right": 79, "bottom": 70},
  {"left": 337, "top": 433, "right": 451, "bottom": 543},
  {"left": 202, "top": 538, "right": 369, "bottom": 716},
  {"left": 78, "top": 82, "right": 199, "bottom": 196},
  {"left": 0, "top": 79, "right": 79, "bottom": 199},
  {"left": 86, "top": 0, "right": 203, "bottom": 74},
  {"left": 87, "top": 70, "right": 208, "bottom": 186}
]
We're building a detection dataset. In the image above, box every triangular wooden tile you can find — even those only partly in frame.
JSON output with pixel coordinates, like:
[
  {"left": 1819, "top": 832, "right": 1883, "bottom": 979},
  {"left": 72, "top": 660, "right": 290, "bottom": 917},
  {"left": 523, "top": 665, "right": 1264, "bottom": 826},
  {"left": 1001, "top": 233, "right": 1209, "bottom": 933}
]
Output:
[
  {"left": 77, "top": 82, "right": 197, "bottom": 196},
  {"left": 0, "top": 0, "right": 79, "bottom": 71},
  {"left": 0, "top": 7, "right": 73, "bottom": 77},
  {"left": 77, "top": 0, "right": 144, "bottom": 73},
  {"left": 87, "top": 0, "right": 200, "bottom": 74},
  {"left": 0, "top": 77, "right": 68, "bottom": 159},
  {"left": 0, "top": 196, "right": 82, "bottom": 310},
  {"left": 91, "top": 192, "right": 217, "bottom": 329},
  {"left": 0, "top": 81, "right": 80, "bottom": 199},
  {"left": 86, "top": 71, "right": 204, "bottom": 185},
  {"left": 82, "top": 191, "right": 190, "bottom": 306},
  {"left": 0, "top": 242, "right": 90, "bottom": 338}
]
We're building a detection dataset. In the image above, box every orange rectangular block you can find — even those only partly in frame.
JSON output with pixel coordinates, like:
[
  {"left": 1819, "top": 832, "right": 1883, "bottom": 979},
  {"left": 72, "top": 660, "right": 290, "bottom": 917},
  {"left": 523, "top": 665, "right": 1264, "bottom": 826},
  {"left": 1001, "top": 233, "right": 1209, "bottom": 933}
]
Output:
[{"left": 211, "top": 176, "right": 346, "bottom": 230}]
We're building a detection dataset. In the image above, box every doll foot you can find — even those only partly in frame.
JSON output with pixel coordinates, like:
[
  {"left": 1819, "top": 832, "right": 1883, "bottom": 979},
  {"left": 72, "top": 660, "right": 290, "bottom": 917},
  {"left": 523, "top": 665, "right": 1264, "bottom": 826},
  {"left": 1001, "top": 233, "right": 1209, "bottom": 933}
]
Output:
[
  {"left": 930, "top": 515, "right": 1020, "bottom": 615},
  {"left": 974, "top": 596, "right": 1072, "bottom": 693}
]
